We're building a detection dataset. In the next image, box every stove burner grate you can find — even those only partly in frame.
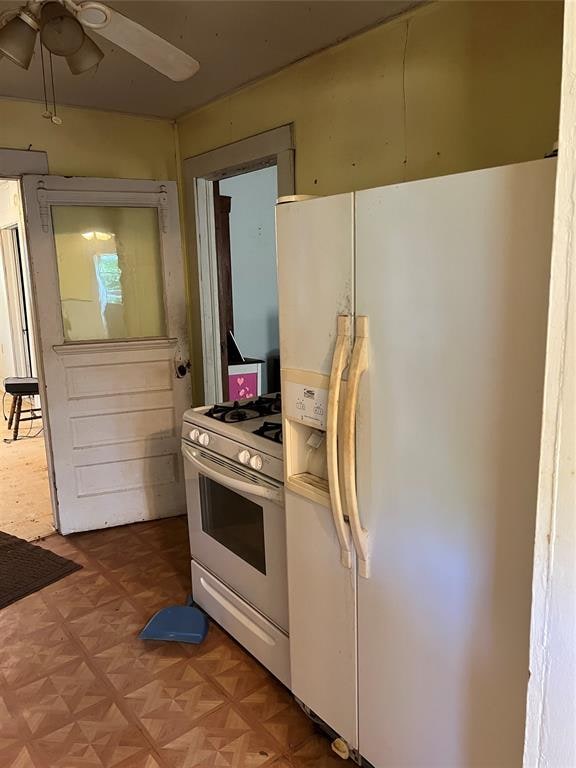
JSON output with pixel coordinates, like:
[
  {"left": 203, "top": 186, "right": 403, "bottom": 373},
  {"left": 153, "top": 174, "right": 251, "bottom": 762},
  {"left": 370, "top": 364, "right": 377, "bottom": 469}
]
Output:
[
  {"left": 205, "top": 401, "right": 260, "bottom": 422},
  {"left": 253, "top": 420, "right": 283, "bottom": 444},
  {"left": 252, "top": 394, "right": 282, "bottom": 415},
  {"left": 205, "top": 393, "right": 282, "bottom": 423}
]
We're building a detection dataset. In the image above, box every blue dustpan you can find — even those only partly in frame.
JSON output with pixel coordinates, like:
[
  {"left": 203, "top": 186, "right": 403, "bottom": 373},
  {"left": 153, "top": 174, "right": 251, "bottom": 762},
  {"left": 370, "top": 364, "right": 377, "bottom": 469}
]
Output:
[{"left": 139, "top": 596, "right": 208, "bottom": 644}]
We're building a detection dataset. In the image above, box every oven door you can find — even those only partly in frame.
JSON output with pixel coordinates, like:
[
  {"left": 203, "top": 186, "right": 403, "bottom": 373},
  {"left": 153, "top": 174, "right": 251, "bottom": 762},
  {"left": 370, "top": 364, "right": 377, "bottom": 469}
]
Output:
[{"left": 182, "top": 440, "right": 288, "bottom": 631}]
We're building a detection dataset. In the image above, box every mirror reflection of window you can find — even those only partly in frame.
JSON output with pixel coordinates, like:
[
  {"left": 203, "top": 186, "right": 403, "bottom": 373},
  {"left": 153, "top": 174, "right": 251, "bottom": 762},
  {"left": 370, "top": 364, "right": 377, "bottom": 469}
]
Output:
[{"left": 93, "top": 250, "right": 125, "bottom": 338}]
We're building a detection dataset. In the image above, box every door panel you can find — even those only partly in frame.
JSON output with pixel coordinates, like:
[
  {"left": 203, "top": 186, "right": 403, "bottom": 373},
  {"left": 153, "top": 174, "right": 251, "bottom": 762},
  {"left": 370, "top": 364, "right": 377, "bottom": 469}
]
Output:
[
  {"left": 22, "top": 176, "right": 191, "bottom": 534},
  {"left": 355, "top": 160, "right": 556, "bottom": 766},
  {"left": 285, "top": 489, "right": 358, "bottom": 747}
]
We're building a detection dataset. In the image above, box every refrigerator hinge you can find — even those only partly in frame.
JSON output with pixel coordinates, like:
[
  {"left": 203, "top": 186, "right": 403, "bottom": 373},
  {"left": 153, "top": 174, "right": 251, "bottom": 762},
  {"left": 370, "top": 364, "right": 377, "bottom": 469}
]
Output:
[{"left": 294, "top": 697, "right": 363, "bottom": 765}]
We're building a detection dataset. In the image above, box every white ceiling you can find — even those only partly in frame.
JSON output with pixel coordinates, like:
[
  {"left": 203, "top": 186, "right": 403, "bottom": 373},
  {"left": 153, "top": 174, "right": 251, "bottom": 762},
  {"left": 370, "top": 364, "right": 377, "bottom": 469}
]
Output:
[{"left": 0, "top": 0, "right": 421, "bottom": 118}]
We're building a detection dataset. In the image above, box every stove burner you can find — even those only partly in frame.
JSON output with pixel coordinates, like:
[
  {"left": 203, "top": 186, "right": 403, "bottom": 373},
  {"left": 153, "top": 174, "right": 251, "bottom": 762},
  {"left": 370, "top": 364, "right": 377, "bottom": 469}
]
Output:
[
  {"left": 205, "top": 401, "right": 260, "bottom": 423},
  {"left": 253, "top": 420, "right": 283, "bottom": 444},
  {"left": 205, "top": 393, "right": 282, "bottom": 423},
  {"left": 253, "top": 393, "right": 282, "bottom": 415}
]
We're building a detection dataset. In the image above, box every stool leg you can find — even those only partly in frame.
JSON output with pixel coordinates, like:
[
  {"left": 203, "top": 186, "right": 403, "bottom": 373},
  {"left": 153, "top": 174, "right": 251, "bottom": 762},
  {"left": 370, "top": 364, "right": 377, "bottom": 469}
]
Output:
[
  {"left": 7, "top": 395, "right": 16, "bottom": 429},
  {"left": 13, "top": 396, "right": 22, "bottom": 441}
]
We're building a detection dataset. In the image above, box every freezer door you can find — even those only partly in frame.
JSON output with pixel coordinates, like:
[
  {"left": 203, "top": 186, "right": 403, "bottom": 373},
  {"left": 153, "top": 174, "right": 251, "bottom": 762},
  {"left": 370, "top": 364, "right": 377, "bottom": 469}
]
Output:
[
  {"left": 354, "top": 159, "right": 556, "bottom": 767},
  {"left": 276, "top": 193, "right": 354, "bottom": 375},
  {"left": 276, "top": 193, "right": 358, "bottom": 747},
  {"left": 285, "top": 489, "right": 358, "bottom": 747}
]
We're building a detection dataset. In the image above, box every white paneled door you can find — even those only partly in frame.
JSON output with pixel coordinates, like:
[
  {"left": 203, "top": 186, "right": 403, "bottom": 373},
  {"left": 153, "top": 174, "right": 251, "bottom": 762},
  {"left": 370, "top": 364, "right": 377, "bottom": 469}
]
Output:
[{"left": 22, "top": 176, "right": 191, "bottom": 534}]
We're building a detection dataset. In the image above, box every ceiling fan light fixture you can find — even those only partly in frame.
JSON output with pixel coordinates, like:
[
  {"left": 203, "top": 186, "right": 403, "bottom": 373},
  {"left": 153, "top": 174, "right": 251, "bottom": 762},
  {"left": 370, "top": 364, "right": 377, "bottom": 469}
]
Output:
[
  {"left": 40, "top": 2, "right": 85, "bottom": 56},
  {"left": 0, "top": 12, "right": 38, "bottom": 69},
  {"left": 66, "top": 33, "right": 103, "bottom": 74},
  {"left": 76, "top": 2, "right": 110, "bottom": 30}
]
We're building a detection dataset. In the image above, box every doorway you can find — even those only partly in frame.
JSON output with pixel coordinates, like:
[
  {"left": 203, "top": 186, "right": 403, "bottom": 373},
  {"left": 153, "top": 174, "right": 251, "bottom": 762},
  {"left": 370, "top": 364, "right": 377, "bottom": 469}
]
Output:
[
  {"left": 184, "top": 125, "right": 295, "bottom": 405},
  {"left": 215, "top": 165, "right": 280, "bottom": 399},
  {"left": 0, "top": 177, "right": 53, "bottom": 541}
]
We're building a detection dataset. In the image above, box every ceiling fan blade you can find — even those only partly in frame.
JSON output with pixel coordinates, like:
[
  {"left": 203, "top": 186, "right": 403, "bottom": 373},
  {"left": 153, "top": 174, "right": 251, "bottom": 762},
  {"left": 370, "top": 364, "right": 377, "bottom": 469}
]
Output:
[{"left": 76, "top": 2, "right": 200, "bottom": 81}]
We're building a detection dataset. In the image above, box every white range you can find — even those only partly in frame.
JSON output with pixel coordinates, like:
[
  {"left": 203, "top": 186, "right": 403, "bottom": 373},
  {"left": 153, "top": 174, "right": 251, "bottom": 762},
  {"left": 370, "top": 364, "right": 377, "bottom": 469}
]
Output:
[{"left": 181, "top": 394, "right": 290, "bottom": 687}]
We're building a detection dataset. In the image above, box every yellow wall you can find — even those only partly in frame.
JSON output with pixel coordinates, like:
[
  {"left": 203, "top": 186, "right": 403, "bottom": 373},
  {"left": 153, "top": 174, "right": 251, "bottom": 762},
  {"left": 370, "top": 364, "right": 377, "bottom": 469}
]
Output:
[
  {"left": 0, "top": 99, "right": 177, "bottom": 179},
  {"left": 178, "top": 1, "right": 563, "bottom": 196},
  {"left": 178, "top": 0, "right": 563, "bottom": 401},
  {"left": 0, "top": 1, "right": 564, "bottom": 403}
]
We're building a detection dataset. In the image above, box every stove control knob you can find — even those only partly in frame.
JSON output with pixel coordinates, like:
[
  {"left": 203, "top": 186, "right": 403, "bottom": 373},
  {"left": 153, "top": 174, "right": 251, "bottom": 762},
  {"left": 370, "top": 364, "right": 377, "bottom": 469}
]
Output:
[
  {"left": 238, "top": 450, "right": 251, "bottom": 465},
  {"left": 249, "top": 454, "right": 263, "bottom": 471},
  {"left": 189, "top": 429, "right": 200, "bottom": 443},
  {"left": 198, "top": 432, "right": 210, "bottom": 447}
]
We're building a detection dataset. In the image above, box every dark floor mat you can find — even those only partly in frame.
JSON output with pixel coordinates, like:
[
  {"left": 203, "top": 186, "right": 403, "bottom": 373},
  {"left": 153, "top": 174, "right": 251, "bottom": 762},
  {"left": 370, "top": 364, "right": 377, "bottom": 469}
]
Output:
[{"left": 0, "top": 530, "right": 82, "bottom": 609}]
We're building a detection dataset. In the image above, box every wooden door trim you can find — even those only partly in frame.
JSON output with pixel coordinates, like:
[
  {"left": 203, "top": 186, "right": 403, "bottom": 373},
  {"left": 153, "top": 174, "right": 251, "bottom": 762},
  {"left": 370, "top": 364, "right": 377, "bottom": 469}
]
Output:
[
  {"left": 213, "top": 183, "right": 233, "bottom": 400},
  {"left": 0, "top": 148, "right": 48, "bottom": 176},
  {"left": 184, "top": 124, "right": 295, "bottom": 404}
]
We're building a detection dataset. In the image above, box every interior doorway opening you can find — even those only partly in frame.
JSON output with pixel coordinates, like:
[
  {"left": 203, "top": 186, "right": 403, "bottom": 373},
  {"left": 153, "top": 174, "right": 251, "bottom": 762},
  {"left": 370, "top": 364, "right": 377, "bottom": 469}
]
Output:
[
  {"left": 215, "top": 165, "right": 280, "bottom": 400},
  {"left": 0, "top": 177, "right": 54, "bottom": 541},
  {"left": 185, "top": 124, "right": 294, "bottom": 405}
]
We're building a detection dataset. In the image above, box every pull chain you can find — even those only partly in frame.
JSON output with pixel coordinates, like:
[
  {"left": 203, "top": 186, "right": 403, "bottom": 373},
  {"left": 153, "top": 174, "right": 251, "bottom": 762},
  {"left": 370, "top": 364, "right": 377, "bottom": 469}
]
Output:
[
  {"left": 40, "top": 42, "right": 51, "bottom": 119},
  {"left": 39, "top": 44, "right": 62, "bottom": 125},
  {"left": 49, "top": 51, "right": 62, "bottom": 125}
]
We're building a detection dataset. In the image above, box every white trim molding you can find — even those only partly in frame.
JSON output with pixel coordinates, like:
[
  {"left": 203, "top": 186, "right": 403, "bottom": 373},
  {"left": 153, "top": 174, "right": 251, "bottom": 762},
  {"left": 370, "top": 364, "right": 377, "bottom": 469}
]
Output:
[
  {"left": 184, "top": 125, "right": 293, "bottom": 182},
  {"left": 0, "top": 148, "right": 48, "bottom": 176},
  {"left": 184, "top": 124, "right": 295, "bottom": 404},
  {"left": 193, "top": 178, "right": 221, "bottom": 405},
  {"left": 53, "top": 338, "right": 178, "bottom": 356},
  {"left": 523, "top": 3, "right": 576, "bottom": 766}
]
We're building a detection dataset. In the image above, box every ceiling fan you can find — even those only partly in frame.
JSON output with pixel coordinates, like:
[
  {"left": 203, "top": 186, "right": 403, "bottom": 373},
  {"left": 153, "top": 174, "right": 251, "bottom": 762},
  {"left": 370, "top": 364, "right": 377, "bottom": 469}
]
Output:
[{"left": 0, "top": 0, "right": 200, "bottom": 80}]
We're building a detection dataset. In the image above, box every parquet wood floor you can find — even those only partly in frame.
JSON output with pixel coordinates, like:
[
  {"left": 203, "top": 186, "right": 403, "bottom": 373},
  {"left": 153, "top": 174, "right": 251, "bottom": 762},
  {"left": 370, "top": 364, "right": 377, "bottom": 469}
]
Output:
[{"left": 0, "top": 517, "right": 348, "bottom": 768}]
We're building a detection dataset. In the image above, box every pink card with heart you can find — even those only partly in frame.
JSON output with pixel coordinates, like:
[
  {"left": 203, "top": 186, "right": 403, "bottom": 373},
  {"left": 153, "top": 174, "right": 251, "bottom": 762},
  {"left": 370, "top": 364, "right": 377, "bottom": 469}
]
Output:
[{"left": 229, "top": 373, "right": 258, "bottom": 400}]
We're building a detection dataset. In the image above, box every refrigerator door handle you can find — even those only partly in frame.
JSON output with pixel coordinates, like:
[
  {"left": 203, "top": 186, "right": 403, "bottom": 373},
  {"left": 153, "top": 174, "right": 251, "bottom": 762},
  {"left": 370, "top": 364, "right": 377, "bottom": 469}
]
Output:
[
  {"left": 327, "top": 314, "right": 353, "bottom": 568},
  {"left": 342, "top": 315, "right": 370, "bottom": 578}
]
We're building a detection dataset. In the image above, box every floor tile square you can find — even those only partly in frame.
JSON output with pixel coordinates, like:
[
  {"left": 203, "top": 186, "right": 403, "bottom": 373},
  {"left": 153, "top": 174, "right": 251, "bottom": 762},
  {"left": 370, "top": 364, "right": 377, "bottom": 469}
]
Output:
[
  {"left": 290, "top": 734, "right": 351, "bottom": 767},
  {"left": 69, "top": 598, "right": 148, "bottom": 655},
  {"left": 0, "top": 631, "right": 81, "bottom": 690},
  {"left": 240, "top": 681, "right": 314, "bottom": 751},
  {"left": 158, "top": 703, "right": 279, "bottom": 768},
  {"left": 193, "top": 633, "right": 269, "bottom": 699},
  {"left": 44, "top": 571, "right": 120, "bottom": 621},
  {"left": 94, "top": 642, "right": 199, "bottom": 697},
  {"left": 124, "top": 677, "right": 226, "bottom": 744}
]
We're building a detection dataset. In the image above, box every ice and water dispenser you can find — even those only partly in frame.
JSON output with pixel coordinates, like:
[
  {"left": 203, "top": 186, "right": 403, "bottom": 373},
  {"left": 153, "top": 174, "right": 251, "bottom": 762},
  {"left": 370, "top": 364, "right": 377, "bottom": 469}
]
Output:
[{"left": 282, "top": 370, "right": 332, "bottom": 506}]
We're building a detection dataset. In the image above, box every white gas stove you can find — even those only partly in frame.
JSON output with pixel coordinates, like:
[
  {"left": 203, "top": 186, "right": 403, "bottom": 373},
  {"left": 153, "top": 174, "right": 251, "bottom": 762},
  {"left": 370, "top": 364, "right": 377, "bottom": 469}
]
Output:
[
  {"left": 181, "top": 393, "right": 283, "bottom": 482},
  {"left": 181, "top": 392, "right": 290, "bottom": 688}
]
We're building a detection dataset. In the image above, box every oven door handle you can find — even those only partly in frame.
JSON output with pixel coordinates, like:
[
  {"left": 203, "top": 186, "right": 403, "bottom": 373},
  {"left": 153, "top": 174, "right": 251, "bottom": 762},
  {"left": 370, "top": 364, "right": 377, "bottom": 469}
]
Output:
[{"left": 181, "top": 444, "right": 283, "bottom": 503}]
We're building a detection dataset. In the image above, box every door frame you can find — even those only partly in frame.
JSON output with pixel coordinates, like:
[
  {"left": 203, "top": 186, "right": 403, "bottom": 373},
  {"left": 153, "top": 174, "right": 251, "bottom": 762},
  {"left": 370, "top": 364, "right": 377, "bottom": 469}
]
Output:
[
  {"left": 523, "top": 2, "right": 576, "bottom": 763},
  {"left": 0, "top": 225, "right": 33, "bottom": 377},
  {"left": 212, "top": 184, "right": 233, "bottom": 400},
  {"left": 0, "top": 148, "right": 57, "bottom": 528},
  {"left": 184, "top": 125, "right": 295, "bottom": 404}
]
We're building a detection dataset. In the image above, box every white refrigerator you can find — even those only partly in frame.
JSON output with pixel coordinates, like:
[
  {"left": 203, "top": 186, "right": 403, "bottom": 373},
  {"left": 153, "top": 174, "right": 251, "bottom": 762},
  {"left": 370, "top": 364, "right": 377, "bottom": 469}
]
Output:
[{"left": 276, "top": 159, "right": 556, "bottom": 767}]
